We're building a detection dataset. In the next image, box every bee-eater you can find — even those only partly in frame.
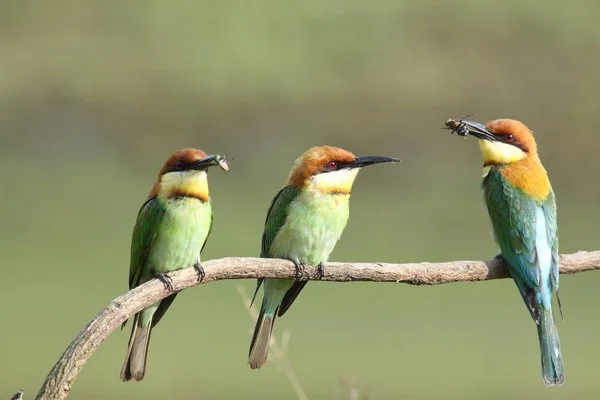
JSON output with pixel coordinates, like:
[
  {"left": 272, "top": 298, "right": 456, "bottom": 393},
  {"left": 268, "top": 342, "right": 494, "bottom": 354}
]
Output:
[
  {"left": 457, "top": 118, "right": 564, "bottom": 386},
  {"left": 248, "top": 146, "right": 399, "bottom": 369},
  {"left": 120, "top": 148, "right": 228, "bottom": 382}
]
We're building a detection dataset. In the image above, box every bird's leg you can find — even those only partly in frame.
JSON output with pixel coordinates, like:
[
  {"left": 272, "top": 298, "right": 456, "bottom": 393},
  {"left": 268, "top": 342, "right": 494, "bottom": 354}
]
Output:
[
  {"left": 494, "top": 253, "right": 505, "bottom": 261},
  {"left": 292, "top": 259, "right": 305, "bottom": 280},
  {"left": 153, "top": 272, "right": 174, "bottom": 292},
  {"left": 193, "top": 261, "right": 205, "bottom": 282},
  {"left": 317, "top": 262, "right": 326, "bottom": 279}
]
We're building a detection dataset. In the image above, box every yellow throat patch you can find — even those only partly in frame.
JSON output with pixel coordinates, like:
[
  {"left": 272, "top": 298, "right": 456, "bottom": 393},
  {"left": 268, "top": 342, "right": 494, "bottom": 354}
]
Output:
[
  {"left": 309, "top": 168, "right": 359, "bottom": 195},
  {"left": 479, "top": 140, "right": 526, "bottom": 166},
  {"left": 159, "top": 170, "right": 209, "bottom": 200}
]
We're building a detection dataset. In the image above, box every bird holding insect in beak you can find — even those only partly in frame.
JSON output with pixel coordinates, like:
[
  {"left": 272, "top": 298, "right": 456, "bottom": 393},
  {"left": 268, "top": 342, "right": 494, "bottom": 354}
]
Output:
[
  {"left": 120, "top": 148, "right": 229, "bottom": 382},
  {"left": 248, "top": 146, "right": 399, "bottom": 369},
  {"left": 450, "top": 118, "right": 564, "bottom": 386}
]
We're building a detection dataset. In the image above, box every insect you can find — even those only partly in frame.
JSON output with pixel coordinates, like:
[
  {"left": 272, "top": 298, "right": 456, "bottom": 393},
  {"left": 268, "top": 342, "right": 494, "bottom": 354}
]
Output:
[
  {"left": 443, "top": 113, "right": 474, "bottom": 138},
  {"left": 216, "top": 154, "right": 230, "bottom": 172}
]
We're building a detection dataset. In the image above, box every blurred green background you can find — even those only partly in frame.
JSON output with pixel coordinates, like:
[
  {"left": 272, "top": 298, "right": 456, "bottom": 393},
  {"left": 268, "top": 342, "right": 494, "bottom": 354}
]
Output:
[{"left": 2, "top": 0, "right": 599, "bottom": 398}]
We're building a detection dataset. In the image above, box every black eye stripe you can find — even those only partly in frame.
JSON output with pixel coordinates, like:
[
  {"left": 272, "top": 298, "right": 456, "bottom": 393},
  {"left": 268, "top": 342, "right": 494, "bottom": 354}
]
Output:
[
  {"left": 494, "top": 133, "right": 529, "bottom": 153},
  {"left": 164, "top": 160, "right": 188, "bottom": 174}
]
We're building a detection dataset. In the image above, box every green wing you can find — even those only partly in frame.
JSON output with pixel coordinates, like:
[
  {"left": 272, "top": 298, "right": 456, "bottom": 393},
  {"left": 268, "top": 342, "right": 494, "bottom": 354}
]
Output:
[
  {"left": 541, "top": 191, "right": 559, "bottom": 285},
  {"left": 128, "top": 197, "right": 166, "bottom": 290},
  {"left": 122, "top": 196, "right": 165, "bottom": 329},
  {"left": 541, "top": 189, "right": 562, "bottom": 314},
  {"left": 261, "top": 186, "right": 301, "bottom": 257},
  {"left": 482, "top": 169, "right": 540, "bottom": 289},
  {"left": 250, "top": 185, "right": 301, "bottom": 306}
]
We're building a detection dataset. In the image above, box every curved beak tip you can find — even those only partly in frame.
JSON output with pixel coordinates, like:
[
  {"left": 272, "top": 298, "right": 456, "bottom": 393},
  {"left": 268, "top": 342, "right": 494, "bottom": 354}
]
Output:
[
  {"left": 444, "top": 118, "right": 496, "bottom": 142},
  {"left": 193, "top": 154, "right": 230, "bottom": 172},
  {"left": 458, "top": 120, "right": 495, "bottom": 141}
]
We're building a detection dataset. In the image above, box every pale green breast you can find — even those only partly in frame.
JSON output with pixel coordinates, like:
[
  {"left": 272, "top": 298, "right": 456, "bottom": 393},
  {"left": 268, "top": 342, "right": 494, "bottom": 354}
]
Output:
[
  {"left": 148, "top": 197, "right": 212, "bottom": 273},
  {"left": 270, "top": 190, "right": 350, "bottom": 266}
]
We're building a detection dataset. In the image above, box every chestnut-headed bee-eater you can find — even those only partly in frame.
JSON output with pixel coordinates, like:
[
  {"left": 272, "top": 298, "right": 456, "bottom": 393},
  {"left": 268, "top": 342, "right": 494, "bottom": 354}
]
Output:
[
  {"left": 456, "top": 118, "right": 564, "bottom": 386},
  {"left": 120, "top": 148, "right": 228, "bottom": 381},
  {"left": 248, "top": 146, "right": 399, "bottom": 369}
]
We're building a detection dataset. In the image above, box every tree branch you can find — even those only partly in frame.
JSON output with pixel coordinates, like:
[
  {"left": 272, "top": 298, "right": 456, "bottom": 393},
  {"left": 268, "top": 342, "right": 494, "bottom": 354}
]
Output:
[{"left": 35, "top": 250, "right": 600, "bottom": 399}]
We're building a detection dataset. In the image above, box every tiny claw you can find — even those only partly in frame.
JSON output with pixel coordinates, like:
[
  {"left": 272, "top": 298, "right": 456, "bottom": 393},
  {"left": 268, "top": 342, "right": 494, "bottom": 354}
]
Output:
[
  {"left": 317, "top": 263, "right": 325, "bottom": 279},
  {"left": 154, "top": 272, "right": 174, "bottom": 292},
  {"left": 193, "top": 261, "right": 205, "bottom": 282},
  {"left": 292, "top": 260, "right": 305, "bottom": 280}
]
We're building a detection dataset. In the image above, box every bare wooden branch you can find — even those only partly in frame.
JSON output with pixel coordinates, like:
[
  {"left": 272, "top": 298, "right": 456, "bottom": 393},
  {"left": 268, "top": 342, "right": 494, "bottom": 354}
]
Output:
[{"left": 35, "top": 250, "right": 600, "bottom": 400}]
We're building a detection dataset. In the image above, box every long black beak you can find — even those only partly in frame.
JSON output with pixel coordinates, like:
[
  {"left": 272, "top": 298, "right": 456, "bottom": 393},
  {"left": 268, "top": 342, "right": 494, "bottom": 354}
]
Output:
[
  {"left": 347, "top": 155, "right": 400, "bottom": 169},
  {"left": 460, "top": 120, "right": 498, "bottom": 141},
  {"left": 191, "top": 154, "right": 229, "bottom": 171}
]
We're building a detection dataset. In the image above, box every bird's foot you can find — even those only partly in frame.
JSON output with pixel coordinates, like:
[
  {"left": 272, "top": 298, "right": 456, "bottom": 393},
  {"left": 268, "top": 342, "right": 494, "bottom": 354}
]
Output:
[
  {"left": 154, "top": 272, "right": 174, "bottom": 292},
  {"left": 317, "top": 263, "right": 326, "bottom": 279},
  {"left": 193, "top": 261, "right": 205, "bottom": 282},
  {"left": 292, "top": 260, "right": 305, "bottom": 280},
  {"left": 494, "top": 253, "right": 505, "bottom": 262}
]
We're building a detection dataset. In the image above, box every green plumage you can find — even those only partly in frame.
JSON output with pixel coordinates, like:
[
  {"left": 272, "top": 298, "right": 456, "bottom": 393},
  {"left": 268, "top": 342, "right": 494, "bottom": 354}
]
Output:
[
  {"left": 251, "top": 185, "right": 302, "bottom": 313},
  {"left": 261, "top": 186, "right": 302, "bottom": 259},
  {"left": 120, "top": 195, "right": 213, "bottom": 381},
  {"left": 482, "top": 167, "right": 563, "bottom": 386},
  {"left": 249, "top": 184, "right": 351, "bottom": 369}
]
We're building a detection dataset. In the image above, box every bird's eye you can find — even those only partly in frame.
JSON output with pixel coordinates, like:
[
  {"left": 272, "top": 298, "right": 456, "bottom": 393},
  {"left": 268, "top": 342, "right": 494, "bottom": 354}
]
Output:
[
  {"left": 504, "top": 134, "right": 515, "bottom": 142},
  {"left": 175, "top": 160, "right": 185, "bottom": 170},
  {"left": 325, "top": 160, "right": 337, "bottom": 170}
]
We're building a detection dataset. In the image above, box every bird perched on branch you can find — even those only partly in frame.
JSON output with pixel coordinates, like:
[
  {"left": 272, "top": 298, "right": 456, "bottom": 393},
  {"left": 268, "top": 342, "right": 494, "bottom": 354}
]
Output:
[
  {"left": 120, "top": 148, "right": 229, "bottom": 381},
  {"left": 248, "top": 145, "right": 399, "bottom": 369},
  {"left": 450, "top": 118, "right": 564, "bottom": 386}
]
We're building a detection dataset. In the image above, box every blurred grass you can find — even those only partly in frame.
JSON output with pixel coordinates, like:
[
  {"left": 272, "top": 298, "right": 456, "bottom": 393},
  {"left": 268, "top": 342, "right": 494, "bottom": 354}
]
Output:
[{"left": 1, "top": 0, "right": 600, "bottom": 399}]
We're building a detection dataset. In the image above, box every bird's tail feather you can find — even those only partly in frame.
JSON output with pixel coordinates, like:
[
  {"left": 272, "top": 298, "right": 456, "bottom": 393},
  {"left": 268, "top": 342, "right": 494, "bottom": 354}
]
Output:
[
  {"left": 120, "top": 314, "right": 153, "bottom": 382},
  {"left": 538, "top": 306, "right": 564, "bottom": 386},
  {"left": 248, "top": 302, "right": 276, "bottom": 369}
]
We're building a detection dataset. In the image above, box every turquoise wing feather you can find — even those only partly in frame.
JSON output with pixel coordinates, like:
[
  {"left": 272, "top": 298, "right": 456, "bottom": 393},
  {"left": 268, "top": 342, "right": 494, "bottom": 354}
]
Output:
[
  {"left": 541, "top": 190, "right": 562, "bottom": 313},
  {"left": 541, "top": 192, "right": 559, "bottom": 283},
  {"left": 483, "top": 168, "right": 564, "bottom": 385},
  {"left": 250, "top": 185, "right": 301, "bottom": 305},
  {"left": 483, "top": 169, "right": 540, "bottom": 290}
]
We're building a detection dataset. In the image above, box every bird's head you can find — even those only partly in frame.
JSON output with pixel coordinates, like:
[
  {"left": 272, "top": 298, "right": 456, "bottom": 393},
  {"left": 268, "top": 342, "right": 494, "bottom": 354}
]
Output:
[
  {"left": 286, "top": 145, "right": 399, "bottom": 194},
  {"left": 463, "top": 119, "right": 538, "bottom": 166},
  {"left": 150, "top": 148, "right": 229, "bottom": 200}
]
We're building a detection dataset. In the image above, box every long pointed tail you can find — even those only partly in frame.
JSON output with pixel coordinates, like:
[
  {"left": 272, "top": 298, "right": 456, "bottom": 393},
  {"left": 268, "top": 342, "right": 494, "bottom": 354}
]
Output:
[
  {"left": 248, "top": 301, "right": 276, "bottom": 370},
  {"left": 537, "top": 306, "right": 564, "bottom": 386},
  {"left": 120, "top": 314, "right": 153, "bottom": 381}
]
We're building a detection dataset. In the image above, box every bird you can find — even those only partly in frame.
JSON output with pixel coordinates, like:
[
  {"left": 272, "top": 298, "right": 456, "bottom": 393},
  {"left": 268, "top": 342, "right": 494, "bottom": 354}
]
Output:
[
  {"left": 456, "top": 118, "right": 564, "bottom": 386},
  {"left": 248, "top": 145, "right": 399, "bottom": 369},
  {"left": 120, "top": 148, "right": 228, "bottom": 382}
]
